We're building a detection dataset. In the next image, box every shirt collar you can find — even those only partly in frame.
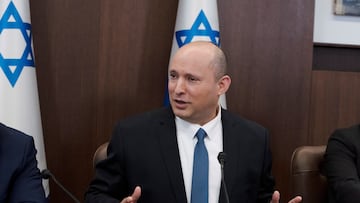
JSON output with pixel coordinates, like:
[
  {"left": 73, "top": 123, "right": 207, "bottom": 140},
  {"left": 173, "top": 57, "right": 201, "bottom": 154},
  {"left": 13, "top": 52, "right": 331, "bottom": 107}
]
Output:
[{"left": 175, "top": 106, "right": 222, "bottom": 140}]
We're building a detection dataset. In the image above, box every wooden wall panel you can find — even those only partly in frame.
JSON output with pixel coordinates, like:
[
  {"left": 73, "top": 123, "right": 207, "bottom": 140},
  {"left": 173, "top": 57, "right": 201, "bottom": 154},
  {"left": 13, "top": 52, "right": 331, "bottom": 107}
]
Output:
[
  {"left": 95, "top": 0, "right": 177, "bottom": 149},
  {"left": 31, "top": 0, "right": 99, "bottom": 201},
  {"left": 219, "top": 0, "right": 314, "bottom": 199},
  {"left": 309, "top": 70, "right": 360, "bottom": 145},
  {"left": 31, "top": 0, "right": 101, "bottom": 201},
  {"left": 313, "top": 43, "right": 360, "bottom": 72}
]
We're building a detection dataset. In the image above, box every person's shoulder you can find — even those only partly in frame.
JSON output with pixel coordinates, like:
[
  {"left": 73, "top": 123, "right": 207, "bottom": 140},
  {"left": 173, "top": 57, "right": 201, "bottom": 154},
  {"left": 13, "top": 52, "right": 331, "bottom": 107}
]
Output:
[
  {"left": 0, "top": 123, "right": 34, "bottom": 160},
  {"left": 0, "top": 123, "right": 32, "bottom": 145},
  {"left": 331, "top": 124, "right": 360, "bottom": 140},
  {"left": 115, "top": 107, "right": 173, "bottom": 127},
  {"left": 221, "top": 109, "right": 267, "bottom": 133}
]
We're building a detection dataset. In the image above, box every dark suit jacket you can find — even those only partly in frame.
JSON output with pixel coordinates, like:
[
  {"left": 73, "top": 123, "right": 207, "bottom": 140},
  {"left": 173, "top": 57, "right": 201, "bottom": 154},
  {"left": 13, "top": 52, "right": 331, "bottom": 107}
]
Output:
[
  {"left": 85, "top": 107, "right": 275, "bottom": 203},
  {"left": 0, "top": 123, "right": 46, "bottom": 203},
  {"left": 324, "top": 124, "right": 360, "bottom": 203}
]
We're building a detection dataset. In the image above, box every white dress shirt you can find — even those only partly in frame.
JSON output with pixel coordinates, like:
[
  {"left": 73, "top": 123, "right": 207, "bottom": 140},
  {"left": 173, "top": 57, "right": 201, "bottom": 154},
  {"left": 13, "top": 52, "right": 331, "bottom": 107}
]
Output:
[{"left": 176, "top": 109, "right": 223, "bottom": 203}]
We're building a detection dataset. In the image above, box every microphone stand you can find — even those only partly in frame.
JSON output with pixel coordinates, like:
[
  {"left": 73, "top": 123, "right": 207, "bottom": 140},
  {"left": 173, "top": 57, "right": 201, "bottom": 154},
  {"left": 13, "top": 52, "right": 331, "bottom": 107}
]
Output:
[
  {"left": 41, "top": 169, "right": 80, "bottom": 203},
  {"left": 218, "top": 152, "right": 230, "bottom": 203}
]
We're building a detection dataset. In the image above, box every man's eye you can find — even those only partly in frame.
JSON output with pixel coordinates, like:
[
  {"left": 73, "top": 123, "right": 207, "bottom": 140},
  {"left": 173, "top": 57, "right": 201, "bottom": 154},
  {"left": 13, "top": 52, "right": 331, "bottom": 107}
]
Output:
[
  {"left": 188, "top": 76, "right": 197, "bottom": 81},
  {"left": 169, "top": 74, "right": 177, "bottom": 79}
]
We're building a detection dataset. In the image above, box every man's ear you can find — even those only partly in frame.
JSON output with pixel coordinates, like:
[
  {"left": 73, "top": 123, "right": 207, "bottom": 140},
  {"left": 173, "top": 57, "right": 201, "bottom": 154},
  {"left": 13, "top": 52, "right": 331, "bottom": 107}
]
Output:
[{"left": 217, "top": 75, "right": 231, "bottom": 95}]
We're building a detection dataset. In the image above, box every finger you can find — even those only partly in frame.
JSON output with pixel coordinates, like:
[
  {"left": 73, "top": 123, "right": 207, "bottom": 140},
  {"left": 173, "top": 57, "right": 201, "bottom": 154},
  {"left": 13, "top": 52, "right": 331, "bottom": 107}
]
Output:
[
  {"left": 120, "top": 196, "right": 133, "bottom": 203},
  {"left": 270, "top": 190, "right": 280, "bottom": 203},
  {"left": 132, "top": 186, "right": 141, "bottom": 200},
  {"left": 120, "top": 186, "right": 142, "bottom": 203},
  {"left": 288, "top": 196, "right": 302, "bottom": 203}
]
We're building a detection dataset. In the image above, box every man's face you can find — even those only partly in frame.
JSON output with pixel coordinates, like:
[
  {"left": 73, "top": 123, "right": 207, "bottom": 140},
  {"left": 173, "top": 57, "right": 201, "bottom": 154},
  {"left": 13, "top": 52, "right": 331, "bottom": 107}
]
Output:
[{"left": 168, "top": 44, "right": 221, "bottom": 125}]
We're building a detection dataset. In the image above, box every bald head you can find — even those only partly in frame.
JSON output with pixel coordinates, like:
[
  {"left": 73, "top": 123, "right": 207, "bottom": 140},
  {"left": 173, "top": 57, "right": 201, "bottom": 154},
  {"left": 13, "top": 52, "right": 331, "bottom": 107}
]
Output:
[{"left": 173, "top": 41, "right": 228, "bottom": 80}]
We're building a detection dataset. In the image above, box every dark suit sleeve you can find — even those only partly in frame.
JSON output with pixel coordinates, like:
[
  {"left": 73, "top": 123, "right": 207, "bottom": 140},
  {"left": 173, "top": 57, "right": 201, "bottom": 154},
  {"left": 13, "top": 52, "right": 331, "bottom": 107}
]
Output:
[
  {"left": 8, "top": 136, "right": 46, "bottom": 203},
  {"left": 257, "top": 129, "right": 275, "bottom": 203},
  {"left": 85, "top": 123, "right": 130, "bottom": 203},
  {"left": 324, "top": 127, "right": 360, "bottom": 203}
]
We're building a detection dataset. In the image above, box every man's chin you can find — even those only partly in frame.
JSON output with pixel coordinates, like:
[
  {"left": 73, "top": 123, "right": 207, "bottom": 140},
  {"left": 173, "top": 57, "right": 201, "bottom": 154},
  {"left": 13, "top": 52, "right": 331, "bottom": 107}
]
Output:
[{"left": 173, "top": 109, "right": 190, "bottom": 119}]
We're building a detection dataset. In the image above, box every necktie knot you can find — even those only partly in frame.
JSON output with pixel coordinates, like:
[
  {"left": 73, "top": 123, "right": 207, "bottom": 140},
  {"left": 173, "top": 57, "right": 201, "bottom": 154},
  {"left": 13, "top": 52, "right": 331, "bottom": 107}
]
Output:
[{"left": 195, "top": 128, "right": 207, "bottom": 141}]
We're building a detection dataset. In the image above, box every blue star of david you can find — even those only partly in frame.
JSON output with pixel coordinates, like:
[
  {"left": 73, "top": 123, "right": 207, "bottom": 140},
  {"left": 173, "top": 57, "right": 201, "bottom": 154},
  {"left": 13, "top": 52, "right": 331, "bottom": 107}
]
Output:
[
  {"left": 0, "top": 1, "right": 35, "bottom": 87},
  {"left": 175, "top": 10, "right": 220, "bottom": 48}
]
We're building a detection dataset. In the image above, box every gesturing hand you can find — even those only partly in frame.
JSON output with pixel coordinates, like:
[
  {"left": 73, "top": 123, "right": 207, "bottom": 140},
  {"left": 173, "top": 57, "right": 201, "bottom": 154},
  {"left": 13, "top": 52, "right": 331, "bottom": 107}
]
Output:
[
  {"left": 120, "top": 186, "right": 141, "bottom": 203},
  {"left": 270, "top": 190, "right": 302, "bottom": 203}
]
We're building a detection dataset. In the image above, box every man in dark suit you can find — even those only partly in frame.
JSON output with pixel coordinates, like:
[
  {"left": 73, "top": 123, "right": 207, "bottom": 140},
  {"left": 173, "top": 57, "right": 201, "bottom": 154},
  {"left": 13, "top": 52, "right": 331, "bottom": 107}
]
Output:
[
  {"left": 324, "top": 124, "right": 360, "bottom": 203},
  {"left": 0, "top": 122, "right": 46, "bottom": 203},
  {"left": 85, "top": 41, "right": 302, "bottom": 203}
]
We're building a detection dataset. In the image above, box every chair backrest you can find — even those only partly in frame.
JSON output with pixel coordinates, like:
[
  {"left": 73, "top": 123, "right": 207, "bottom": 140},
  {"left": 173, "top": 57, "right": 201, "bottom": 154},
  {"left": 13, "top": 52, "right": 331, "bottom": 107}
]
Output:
[
  {"left": 93, "top": 142, "right": 109, "bottom": 167},
  {"left": 290, "top": 145, "right": 327, "bottom": 203}
]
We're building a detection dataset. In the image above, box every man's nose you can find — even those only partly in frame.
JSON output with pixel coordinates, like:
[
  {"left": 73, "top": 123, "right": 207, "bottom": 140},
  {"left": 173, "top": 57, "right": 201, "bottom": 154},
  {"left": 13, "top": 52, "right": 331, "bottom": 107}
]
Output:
[{"left": 174, "top": 78, "right": 185, "bottom": 94}]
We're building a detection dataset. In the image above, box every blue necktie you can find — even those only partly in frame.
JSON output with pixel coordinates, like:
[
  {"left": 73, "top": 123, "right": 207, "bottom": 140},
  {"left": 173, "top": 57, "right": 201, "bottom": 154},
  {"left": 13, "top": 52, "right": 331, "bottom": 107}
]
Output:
[{"left": 191, "top": 128, "right": 209, "bottom": 203}]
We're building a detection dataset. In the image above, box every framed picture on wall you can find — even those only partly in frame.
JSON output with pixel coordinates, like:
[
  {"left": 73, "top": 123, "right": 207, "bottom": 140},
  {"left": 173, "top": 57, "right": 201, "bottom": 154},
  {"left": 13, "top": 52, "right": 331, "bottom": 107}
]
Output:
[{"left": 334, "top": 0, "right": 360, "bottom": 16}]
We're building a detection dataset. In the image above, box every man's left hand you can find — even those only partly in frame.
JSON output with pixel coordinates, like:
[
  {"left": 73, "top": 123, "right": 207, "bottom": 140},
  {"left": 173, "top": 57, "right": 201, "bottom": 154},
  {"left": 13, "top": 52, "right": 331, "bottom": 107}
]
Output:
[{"left": 270, "top": 190, "right": 302, "bottom": 203}]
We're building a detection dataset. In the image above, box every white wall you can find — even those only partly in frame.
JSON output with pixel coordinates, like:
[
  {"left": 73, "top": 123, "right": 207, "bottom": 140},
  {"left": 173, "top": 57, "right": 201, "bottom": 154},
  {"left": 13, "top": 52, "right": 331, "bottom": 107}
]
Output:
[{"left": 314, "top": 0, "right": 360, "bottom": 45}]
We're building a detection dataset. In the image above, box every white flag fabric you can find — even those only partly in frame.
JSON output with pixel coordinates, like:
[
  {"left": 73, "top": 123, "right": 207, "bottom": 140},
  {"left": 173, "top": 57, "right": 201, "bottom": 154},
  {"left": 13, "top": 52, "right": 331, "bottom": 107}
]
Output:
[
  {"left": 0, "top": 0, "right": 49, "bottom": 195},
  {"left": 167, "top": 0, "right": 227, "bottom": 108}
]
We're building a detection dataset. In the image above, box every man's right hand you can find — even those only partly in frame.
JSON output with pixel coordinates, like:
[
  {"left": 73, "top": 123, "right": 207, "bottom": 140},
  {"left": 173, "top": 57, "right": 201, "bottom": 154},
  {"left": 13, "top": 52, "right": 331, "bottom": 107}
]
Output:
[{"left": 120, "top": 186, "right": 141, "bottom": 203}]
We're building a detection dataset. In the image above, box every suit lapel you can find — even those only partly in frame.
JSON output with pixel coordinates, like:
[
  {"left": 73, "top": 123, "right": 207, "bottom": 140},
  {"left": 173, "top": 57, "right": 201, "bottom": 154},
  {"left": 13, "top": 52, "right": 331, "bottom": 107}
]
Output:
[
  {"left": 219, "top": 109, "right": 239, "bottom": 203},
  {"left": 156, "top": 108, "right": 187, "bottom": 203}
]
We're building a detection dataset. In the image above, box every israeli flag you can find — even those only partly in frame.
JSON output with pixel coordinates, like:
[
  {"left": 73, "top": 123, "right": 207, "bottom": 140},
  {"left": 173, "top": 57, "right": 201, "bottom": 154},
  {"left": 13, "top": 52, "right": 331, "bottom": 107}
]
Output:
[
  {"left": 0, "top": 0, "right": 49, "bottom": 195},
  {"left": 165, "top": 0, "right": 227, "bottom": 108}
]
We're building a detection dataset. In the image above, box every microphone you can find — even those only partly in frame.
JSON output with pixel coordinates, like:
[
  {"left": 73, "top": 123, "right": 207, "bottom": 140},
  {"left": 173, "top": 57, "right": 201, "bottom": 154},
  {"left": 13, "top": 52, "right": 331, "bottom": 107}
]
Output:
[
  {"left": 217, "top": 152, "right": 230, "bottom": 203},
  {"left": 41, "top": 169, "right": 80, "bottom": 203}
]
